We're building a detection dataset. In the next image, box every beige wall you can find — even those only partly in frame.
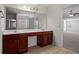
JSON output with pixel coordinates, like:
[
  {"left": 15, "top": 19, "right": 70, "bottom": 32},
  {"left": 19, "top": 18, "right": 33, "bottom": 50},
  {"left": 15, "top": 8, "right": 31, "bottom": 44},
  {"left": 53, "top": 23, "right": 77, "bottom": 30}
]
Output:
[
  {"left": 47, "top": 5, "right": 64, "bottom": 47},
  {"left": 0, "top": 5, "right": 5, "bottom": 54}
]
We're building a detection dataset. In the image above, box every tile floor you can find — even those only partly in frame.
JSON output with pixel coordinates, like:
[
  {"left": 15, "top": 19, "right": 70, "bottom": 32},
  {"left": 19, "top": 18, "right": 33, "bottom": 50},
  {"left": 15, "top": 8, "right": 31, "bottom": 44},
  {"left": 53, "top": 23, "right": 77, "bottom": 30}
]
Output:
[{"left": 26, "top": 45, "right": 77, "bottom": 54}]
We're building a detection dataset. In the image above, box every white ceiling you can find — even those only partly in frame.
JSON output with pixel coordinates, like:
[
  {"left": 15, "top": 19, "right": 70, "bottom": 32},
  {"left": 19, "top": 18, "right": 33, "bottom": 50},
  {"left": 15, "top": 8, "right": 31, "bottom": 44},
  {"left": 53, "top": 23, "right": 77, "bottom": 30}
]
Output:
[{"left": 38, "top": 4, "right": 72, "bottom": 9}]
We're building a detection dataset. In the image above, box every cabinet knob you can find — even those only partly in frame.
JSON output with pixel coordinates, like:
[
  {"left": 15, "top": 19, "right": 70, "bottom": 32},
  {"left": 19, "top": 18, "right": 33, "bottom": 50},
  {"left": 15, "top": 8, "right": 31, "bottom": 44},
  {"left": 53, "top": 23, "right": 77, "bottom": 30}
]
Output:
[{"left": 15, "top": 40, "right": 18, "bottom": 43}]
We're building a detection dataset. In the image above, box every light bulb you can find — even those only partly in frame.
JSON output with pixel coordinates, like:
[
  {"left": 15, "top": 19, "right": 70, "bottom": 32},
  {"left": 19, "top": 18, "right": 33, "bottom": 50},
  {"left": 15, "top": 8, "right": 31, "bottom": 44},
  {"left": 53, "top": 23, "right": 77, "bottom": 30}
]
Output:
[{"left": 69, "top": 14, "right": 74, "bottom": 16}]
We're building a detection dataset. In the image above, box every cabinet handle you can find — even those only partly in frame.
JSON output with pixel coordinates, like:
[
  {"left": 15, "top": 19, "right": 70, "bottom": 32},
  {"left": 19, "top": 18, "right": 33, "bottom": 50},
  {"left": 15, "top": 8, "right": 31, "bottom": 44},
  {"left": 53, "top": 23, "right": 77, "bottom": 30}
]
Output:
[
  {"left": 15, "top": 40, "right": 19, "bottom": 43},
  {"left": 18, "top": 40, "right": 19, "bottom": 42},
  {"left": 15, "top": 40, "right": 18, "bottom": 43}
]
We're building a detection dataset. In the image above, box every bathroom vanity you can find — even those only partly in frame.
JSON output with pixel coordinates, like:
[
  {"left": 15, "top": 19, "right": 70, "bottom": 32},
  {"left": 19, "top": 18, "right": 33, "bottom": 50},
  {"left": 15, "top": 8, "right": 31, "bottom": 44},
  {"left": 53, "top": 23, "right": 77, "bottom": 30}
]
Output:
[
  {"left": 2, "top": 5, "right": 52, "bottom": 54},
  {"left": 3, "top": 31, "right": 53, "bottom": 54}
]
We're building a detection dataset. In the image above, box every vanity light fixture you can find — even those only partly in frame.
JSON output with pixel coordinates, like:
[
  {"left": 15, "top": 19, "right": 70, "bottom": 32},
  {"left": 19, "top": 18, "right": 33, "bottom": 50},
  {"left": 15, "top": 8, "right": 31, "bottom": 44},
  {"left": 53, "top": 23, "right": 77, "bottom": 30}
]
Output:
[
  {"left": 24, "top": 5, "right": 26, "bottom": 8},
  {"left": 24, "top": 5, "right": 30, "bottom": 10},
  {"left": 69, "top": 14, "right": 74, "bottom": 16},
  {"left": 0, "top": 11, "right": 4, "bottom": 18},
  {"left": 24, "top": 5, "right": 38, "bottom": 12}
]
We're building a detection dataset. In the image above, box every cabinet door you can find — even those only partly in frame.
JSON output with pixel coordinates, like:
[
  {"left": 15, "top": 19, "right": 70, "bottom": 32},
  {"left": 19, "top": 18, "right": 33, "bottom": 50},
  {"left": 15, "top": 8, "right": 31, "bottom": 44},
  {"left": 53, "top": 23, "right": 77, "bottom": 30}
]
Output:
[
  {"left": 43, "top": 32, "right": 49, "bottom": 45},
  {"left": 3, "top": 35, "right": 18, "bottom": 54},
  {"left": 48, "top": 31, "right": 53, "bottom": 44},
  {"left": 18, "top": 34, "right": 28, "bottom": 53},
  {"left": 37, "top": 35, "right": 43, "bottom": 46},
  {"left": 37, "top": 32, "right": 49, "bottom": 47}
]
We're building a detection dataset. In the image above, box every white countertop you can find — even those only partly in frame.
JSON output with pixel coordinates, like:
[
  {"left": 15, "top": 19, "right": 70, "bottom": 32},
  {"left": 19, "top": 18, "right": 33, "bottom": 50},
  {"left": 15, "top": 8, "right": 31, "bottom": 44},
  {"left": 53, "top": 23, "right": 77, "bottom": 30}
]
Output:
[{"left": 2, "top": 29, "right": 52, "bottom": 35}]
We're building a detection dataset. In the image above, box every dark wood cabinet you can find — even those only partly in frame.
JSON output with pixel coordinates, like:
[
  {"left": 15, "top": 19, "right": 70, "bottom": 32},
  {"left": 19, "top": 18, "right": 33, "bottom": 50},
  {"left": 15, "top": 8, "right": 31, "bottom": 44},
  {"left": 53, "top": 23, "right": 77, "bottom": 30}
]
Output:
[
  {"left": 48, "top": 31, "right": 53, "bottom": 44},
  {"left": 3, "top": 34, "right": 18, "bottom": 54},
  {"left": 37, "top": 35, "right": 43, "bottom": 46},
  {"left": 3, "top": 31, "right": 53, "bottom": 54},
  {"left": 3, "top": 34, "right": 28, "bottom": 54},
  {"left": 37, "top": 31, "right": 53, "bottom": 47},
  {"left": 42, "top": 32, "right": 49, "bottom": 45},
  {"left": 18, "top": 34, "right": 28, "bottom": 53}
]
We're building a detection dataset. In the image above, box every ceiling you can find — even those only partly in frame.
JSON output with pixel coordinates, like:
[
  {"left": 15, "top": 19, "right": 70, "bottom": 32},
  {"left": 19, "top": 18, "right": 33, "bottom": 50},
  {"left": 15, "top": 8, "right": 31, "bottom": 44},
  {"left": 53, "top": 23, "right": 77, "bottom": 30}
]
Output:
[{"left": 38, "top": 4, "right": 72, "bottom": 9}]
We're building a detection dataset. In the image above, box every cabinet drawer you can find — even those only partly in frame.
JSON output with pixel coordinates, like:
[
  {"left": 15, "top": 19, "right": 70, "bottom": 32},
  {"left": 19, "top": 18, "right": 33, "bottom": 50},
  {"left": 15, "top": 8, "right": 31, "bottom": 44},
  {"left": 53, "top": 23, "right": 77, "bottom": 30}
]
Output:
[
  {"left": 43, "top": 32, "right": 49, "bottom": 36},
  {"left": 18, "top": 34, "right": 27, "bottom": 38},
  {"left": 3, "top": 34, "right": 18, "bottom": 40},
  {"left": 37, "top": 32, "right": 43, "bottom": 35}
]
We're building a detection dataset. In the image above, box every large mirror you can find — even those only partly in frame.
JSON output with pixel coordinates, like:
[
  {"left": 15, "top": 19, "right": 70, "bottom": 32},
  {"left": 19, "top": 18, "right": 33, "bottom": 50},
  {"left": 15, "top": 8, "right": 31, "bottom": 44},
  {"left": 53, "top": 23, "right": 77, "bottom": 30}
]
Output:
[
  {"left": 17, "top": 12, "right": 39, "bottom": 29},
  {"left": 5, "top": 7, "right": 41, "bottom": 30}
]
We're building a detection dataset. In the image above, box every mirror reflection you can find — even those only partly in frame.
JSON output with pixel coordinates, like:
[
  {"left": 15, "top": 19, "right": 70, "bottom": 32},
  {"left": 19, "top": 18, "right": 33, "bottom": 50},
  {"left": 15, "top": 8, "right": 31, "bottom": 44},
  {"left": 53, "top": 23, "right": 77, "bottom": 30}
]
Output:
[{"left": 6, "top": 7, "right": 40, "bottom": 30}]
